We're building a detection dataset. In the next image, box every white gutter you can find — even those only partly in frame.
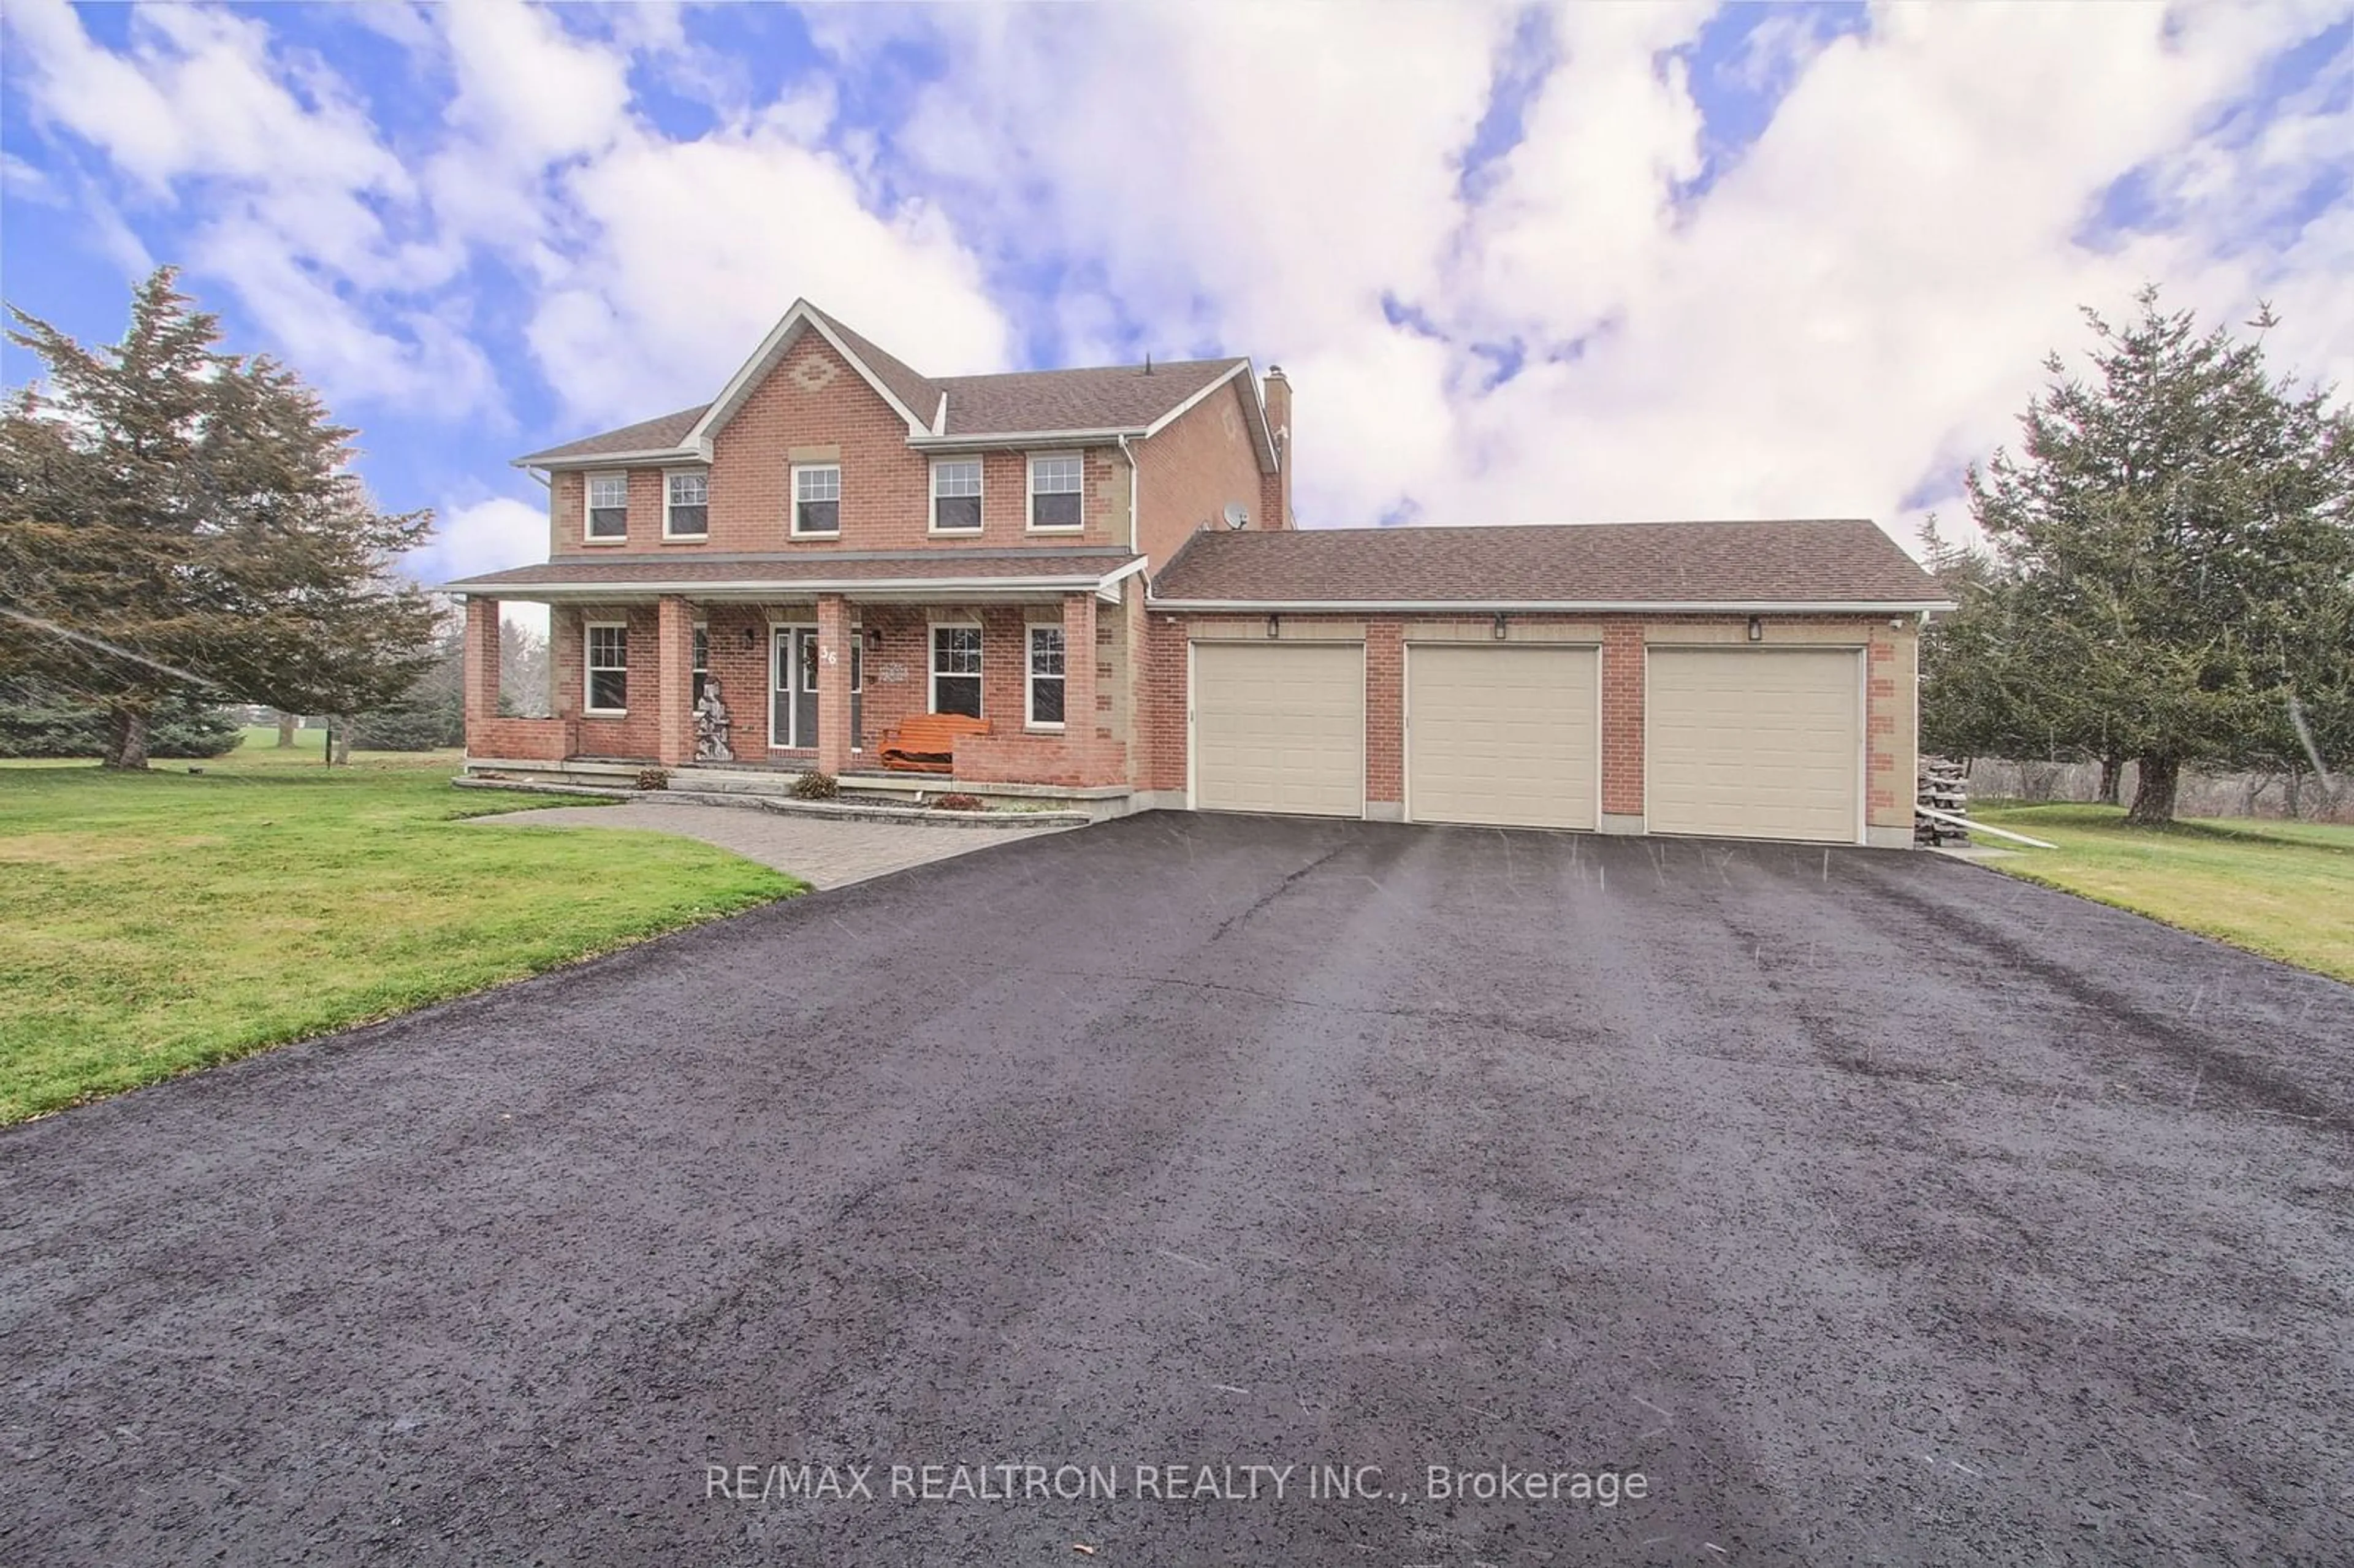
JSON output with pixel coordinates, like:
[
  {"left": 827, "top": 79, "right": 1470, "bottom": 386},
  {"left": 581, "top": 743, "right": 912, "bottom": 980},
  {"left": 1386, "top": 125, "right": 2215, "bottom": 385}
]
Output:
[
  {"left": 907, "top": 426, "right": 1145, "bottom": 451},
  {"left": 1146, "top": 596, "right": 1959, "bottom": 614},
  {"left": 512, "top": 445, "right": 707, "bottom": 472},
  {"left": 449, "top": 561, "right": 1151, "bottom": 602}
]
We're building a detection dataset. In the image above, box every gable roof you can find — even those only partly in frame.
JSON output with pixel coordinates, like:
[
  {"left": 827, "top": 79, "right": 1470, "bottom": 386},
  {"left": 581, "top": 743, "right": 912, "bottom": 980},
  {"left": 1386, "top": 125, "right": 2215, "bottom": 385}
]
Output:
[
  {"left": 1151, "top": 520, "right": 1952, "bottom": 611},
  {"left": 932, "top": 358, "right": 1242, "bottom": 435},
  {"left": 513, "top": 301, "right": 1274, "bottom": 469},
  {"left": 516, "top": 405, "right": 707, "bottom": 465}
]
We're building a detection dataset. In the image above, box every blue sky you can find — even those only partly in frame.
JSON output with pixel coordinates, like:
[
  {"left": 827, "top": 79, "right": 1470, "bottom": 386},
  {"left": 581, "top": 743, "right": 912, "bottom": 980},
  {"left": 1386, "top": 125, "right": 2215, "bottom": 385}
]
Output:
[{"left": 4, "top": 0, "right": 2349, "bottom": 601}]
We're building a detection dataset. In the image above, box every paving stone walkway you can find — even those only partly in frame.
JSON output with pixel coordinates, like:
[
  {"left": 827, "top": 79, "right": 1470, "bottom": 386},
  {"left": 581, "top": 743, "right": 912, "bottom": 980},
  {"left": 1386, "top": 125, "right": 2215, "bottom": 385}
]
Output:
[{"left": 471, "top": 800, "right": 1074, "bottom": 888}]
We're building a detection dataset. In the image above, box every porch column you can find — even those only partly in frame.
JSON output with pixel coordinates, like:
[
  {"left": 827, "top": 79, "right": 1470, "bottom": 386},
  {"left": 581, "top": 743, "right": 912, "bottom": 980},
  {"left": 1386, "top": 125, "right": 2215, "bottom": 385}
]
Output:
[
  {"left": 462, "top": 596, "right": 501, "bottom": 752},
  {"left": 817, "top": 592, "right": 853, "bottom": 775},
  {"left": 655, "top": 595, "right": 695, "bottom": 767},
  {"left": 1062, "top": 592, "right": 1098, "bottom": 774}
]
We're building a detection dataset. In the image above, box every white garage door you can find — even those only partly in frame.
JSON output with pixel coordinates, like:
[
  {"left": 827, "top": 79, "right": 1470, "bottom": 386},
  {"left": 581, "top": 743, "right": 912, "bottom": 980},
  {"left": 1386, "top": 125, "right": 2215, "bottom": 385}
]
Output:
[
  {"left": 1406, "top": 644, "right": 1599, "bottom": 829},
  {"left": 1191, "top": 641, "right": 1365, "bottom": 816},
  {"left": 1647, "top": 647, "right": 1861, "bottom": 843}
]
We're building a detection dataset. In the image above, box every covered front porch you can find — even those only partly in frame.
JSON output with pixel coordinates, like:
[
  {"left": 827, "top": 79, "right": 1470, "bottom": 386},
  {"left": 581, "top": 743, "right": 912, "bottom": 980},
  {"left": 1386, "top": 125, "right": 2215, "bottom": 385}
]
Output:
[{"left": 460, "top": 585, "right": 1135, "bottom": 802}]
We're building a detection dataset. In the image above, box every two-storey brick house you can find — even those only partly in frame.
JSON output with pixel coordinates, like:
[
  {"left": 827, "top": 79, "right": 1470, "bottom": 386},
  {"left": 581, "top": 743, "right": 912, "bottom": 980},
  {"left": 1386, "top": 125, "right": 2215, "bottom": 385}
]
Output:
[
  {"left": 449, "top": 300, "right": 1951, "bottom": 845},
  {"left": 450, "top": 299, "right": 1290, "bottom": 799}
]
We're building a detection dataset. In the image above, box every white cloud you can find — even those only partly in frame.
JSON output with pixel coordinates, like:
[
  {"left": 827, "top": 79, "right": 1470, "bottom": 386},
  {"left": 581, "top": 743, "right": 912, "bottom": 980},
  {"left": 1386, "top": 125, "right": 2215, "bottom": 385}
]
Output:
[
  {"left": 2, "top": 0, "right": 486, "bottom": 416},
  {"left": 528, "top": 125, "right": 1010, "bottom": 426},
  {"left": 410, "top": 493, "right": 549, "bottom": 585},
  {"left": 8, "top": 0, "right": 2347, "bottom": 566},
  {"left": 873, "top": 0, "right": 2354, "bottom": 548}
]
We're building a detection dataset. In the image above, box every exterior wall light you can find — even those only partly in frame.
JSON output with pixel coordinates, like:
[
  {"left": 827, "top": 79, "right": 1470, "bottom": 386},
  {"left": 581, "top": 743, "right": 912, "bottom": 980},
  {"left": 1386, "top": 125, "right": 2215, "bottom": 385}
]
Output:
[
  {"left": 1493, "top": 613, "right": 1509, "bottom": 640},
  {"left": 1266, "top": 614, "right": 1281, "bottom": 639},
  {"left": 1748, "top": 615, "right": 1763, "bottom": 642}
]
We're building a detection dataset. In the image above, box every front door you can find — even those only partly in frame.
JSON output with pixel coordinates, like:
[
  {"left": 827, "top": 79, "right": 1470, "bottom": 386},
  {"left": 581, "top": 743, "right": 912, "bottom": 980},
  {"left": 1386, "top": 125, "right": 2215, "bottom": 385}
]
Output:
[{"left": 769, "top": 626, "right": 864, "bottom": 752}]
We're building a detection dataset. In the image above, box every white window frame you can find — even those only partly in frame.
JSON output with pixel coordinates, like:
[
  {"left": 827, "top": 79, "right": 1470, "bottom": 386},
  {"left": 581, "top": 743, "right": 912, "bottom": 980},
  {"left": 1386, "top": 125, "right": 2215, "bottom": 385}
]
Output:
[
  {"left": 929, "top": 618, "right": 983, "bottom": 718},
  {"left": 1026, "top": 451, "right": 1084, "bottom": 532},
  {"left": 584, "top": 471, "right": 629, "bottom": 542},
  {"left": 691, "top": 620, "right": 709, "bottom": 702},
  {"left": 1026, "top": 623, "right": 1066, "bottom": 731},
  {"left": 929, "top": 457, "right": 985, "bottom": 535},
  {"left": 584, "top": 620, "right": 628, "bottom": 715},
  {"left": 791, "top": 462, "right": 841, "bottom": 537},
  {"left": 663, "top": 468, "right": 709, "bottom": 540}
]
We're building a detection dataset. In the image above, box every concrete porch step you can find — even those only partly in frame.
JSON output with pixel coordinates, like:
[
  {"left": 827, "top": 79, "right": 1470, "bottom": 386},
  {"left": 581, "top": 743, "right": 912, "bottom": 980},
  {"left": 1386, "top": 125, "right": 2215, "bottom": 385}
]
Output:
[{"left": 453, "top": 775, "right": 1093, "bottom": 829}]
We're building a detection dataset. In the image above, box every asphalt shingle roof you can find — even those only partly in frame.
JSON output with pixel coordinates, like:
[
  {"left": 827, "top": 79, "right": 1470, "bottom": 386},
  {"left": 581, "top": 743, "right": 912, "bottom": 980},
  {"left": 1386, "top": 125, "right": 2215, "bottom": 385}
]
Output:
[
  {"left": 1152, "top": 520, "right": 1949, "bottom": 607},
  {"left": 443, "top": 550, "right": 1138, "bottom": 592},
  {"left": 516, "top": 302, "right": 1248, "bottom": 463}
]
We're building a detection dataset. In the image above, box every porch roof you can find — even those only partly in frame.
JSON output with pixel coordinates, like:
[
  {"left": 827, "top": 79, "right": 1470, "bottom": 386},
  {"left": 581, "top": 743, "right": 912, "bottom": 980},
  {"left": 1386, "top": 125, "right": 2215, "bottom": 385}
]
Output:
[{"left": 441, "top": 547, "right": 1146, "bottom": 604}]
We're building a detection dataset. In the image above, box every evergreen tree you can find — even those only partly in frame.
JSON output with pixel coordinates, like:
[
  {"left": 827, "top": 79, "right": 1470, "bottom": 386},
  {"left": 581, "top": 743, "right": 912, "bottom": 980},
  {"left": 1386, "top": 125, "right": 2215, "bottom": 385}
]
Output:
[
  {"left": 0, "top": 268, "right": 440, "bottom": 769},
  {"left": 1965, "top": 289, "right": 2354, "bottom": 824}
]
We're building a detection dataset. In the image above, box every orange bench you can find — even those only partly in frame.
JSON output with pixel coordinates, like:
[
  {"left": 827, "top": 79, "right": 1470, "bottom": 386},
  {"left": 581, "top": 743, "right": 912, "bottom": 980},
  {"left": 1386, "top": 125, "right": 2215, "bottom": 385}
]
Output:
[{"left": 872, "top": 712, "right": 990, "bottom": 774}]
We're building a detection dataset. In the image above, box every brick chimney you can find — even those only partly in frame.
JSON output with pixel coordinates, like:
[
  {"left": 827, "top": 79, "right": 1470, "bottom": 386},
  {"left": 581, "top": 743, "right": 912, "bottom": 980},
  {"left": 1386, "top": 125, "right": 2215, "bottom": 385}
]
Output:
[{"left": 1260, "top": 365, "right": 1293, "bottom": 530}]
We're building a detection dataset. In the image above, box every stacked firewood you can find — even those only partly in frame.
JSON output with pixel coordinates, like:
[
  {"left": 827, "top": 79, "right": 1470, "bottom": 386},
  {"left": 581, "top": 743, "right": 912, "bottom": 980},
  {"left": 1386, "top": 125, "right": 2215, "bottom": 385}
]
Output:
[{"left": 1916, "top": 759, "right": 1970, "bottom": 846}]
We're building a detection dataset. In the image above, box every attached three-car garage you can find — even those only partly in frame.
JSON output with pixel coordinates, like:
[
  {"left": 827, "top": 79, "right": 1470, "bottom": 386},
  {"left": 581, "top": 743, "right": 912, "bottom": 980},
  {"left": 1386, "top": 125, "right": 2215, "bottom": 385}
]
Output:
[{"left": 1159, "top": 519, "right": 1946, "bottom": 849}]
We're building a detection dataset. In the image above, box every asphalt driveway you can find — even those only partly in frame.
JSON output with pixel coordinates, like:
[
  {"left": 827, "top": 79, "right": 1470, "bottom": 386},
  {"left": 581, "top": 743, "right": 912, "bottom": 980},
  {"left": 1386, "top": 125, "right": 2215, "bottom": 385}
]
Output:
[{"left": 4, "top": 813, "right": 2350, "bottom": 1566}]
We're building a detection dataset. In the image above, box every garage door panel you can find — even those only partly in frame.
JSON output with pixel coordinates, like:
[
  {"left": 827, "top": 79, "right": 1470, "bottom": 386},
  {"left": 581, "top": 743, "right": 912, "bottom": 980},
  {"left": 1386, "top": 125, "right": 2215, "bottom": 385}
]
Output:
[
  {"left": 1646, "top": 647, "right": 1860, "bottom": 843},
  {"left": 1407, "top": 645, "right": 1598, "bottom": 830},
  {"left": 1192, "top": 642, "right": 1365, "bottom": 816}
]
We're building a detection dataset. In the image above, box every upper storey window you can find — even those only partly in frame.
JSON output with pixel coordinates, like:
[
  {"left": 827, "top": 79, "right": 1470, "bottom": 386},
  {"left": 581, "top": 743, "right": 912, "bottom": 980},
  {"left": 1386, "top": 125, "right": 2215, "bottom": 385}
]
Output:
[
  {"left": 665, "top": 471, "right": 709, "bottom": 538},
  {"left": 585, "top": 473, "right": 628, "bottom": 540},
  {"left": 931, "top": 459, "right": 983, "bottom": 533},
  {"left": 793, "top": 463, "right": 840, "bottom": 536},
  {"left": 1029, "top": 453, "right": 1083, "bottom": 531}
]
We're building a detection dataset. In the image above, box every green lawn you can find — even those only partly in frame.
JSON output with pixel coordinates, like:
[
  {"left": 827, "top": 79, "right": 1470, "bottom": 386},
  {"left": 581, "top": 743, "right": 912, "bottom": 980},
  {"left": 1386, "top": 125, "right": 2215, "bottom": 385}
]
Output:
[
  {"left": 1973, "top": 803, "right": 2354, "bottom": 983},
  {"left": 1, "top": 730, "right": 798, "bottom": 1123}
]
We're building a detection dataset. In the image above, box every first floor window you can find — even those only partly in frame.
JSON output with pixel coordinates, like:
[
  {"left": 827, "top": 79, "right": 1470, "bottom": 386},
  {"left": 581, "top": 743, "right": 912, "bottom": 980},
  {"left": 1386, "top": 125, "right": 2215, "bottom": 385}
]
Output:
[
  {"left": 586, "top": 623, "right": 628, "bottom": 712},
  {"left": 666, "top": 471, "right": 708, "bottom": 536},
  {"left": 1029, "top": 452, "right": 1083, "bottom": 529},
  {"left": 587, "top": 473, "right": 628, "bottom": 538},
  {"left": 931, "top": 458, "right": 983, "bottom": 532},
  {"left": 691, "top": 623, "right": 709, "bottom": 703},
  {"left": 932, "top": 624, "right": 981, "bottom": 718},
  {"left": 793, "top": 464, "right": 840, "bottom": 535},
  {"left": 1027, "top": 625, "right": 1065, "bottom": 728}
]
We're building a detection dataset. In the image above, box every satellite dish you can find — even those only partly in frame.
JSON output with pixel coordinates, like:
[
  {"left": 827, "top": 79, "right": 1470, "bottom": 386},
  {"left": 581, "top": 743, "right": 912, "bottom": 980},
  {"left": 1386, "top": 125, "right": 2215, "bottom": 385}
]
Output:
[{"left": 1222, "top": 502, "right": 1250, "bottom": 530}]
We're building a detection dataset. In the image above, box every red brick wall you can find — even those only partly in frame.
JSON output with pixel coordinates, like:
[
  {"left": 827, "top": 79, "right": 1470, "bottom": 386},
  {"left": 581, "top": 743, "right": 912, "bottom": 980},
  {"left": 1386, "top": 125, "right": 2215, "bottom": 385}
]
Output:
[
  {"left": 1259, "top": 370, "right": 1293, "bottom": 531},
  {"left": 547, "top": 334, "right": 1126, "bottom": 557},
  {"left": 468, "top": 716, "right": 574, "bottom": 760},
  {"left": 550, "top": 603, "right": 665, "bottom": 759},
  {"left": 1601, "top": 623, "right": 1645, "bottom": 816},
  {"left": 1365, "top": 623, "right": 1403, "bottom": 804},
  {"left": 1133, "top": 377, "right": 1271, "bottom": 570}
]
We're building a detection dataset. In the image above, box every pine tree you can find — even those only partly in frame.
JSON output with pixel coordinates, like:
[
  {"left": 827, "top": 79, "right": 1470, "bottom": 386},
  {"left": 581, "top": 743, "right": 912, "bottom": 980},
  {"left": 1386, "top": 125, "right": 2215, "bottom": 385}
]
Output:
[
  {"left": 1965, "top": 288, "right": 2354, "bottom": 824},
  {"left": 0, "top": 269, "right": 440, "bottom": 769}
]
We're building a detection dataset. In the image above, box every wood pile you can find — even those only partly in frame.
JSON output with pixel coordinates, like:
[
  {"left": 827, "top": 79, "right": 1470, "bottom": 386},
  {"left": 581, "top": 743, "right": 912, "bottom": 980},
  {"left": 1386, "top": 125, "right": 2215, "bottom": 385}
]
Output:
[{"left": 1916, "top": 759, "right": 1970, "bottom": 846}]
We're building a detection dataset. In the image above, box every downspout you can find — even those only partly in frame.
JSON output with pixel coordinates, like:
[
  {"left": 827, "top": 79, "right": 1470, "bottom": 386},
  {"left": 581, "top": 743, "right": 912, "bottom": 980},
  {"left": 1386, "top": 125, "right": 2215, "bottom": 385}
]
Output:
[{"left": 1116, "top": 433, "right": 1140, "bottom": 557}]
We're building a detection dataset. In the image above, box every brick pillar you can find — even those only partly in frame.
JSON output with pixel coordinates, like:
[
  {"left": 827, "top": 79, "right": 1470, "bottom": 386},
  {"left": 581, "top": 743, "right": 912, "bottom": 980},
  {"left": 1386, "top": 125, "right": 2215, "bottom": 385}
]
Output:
[
  {"left": 463, "top": 596, "right": 501, "bottom": 753},
  {"left": 655, "top": 595, "right": 695, "bottom": 767},
  {"left": 817, "top": 593, "right": 853, "bottom": 775},
  {"left": 1062, "top": 592, "right": 1097, "bottom": 778},
  {"left": 1365, "top": 621, "right": 1402, "bottom": 807},
  {"left": 1600, "top": 622, "right": 1645, "bottom": 821}
]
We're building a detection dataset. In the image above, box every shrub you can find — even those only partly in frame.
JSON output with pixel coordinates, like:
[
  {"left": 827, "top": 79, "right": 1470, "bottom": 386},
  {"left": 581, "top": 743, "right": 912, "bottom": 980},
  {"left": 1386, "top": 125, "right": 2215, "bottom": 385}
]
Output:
[
  {"left": 932, "top": 793, "right": 986, "bottom": 812},
  {"left": 791, "top": 771, "right": 839, "bottom": 801},
  {"left": 635, "top": 767, "right": 671, "bottom": 791}
]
